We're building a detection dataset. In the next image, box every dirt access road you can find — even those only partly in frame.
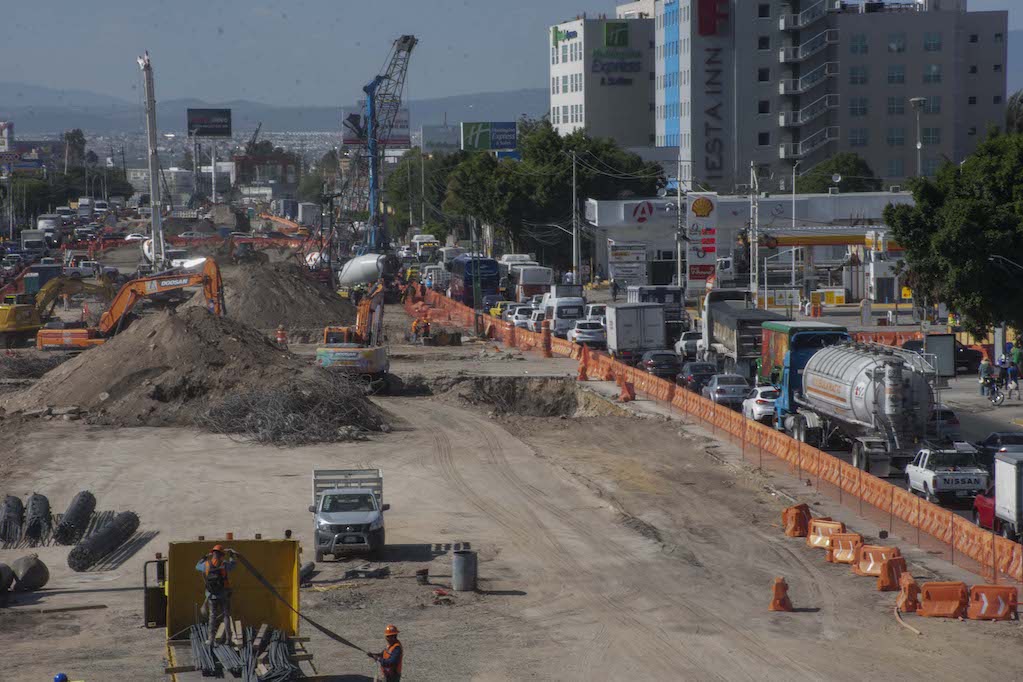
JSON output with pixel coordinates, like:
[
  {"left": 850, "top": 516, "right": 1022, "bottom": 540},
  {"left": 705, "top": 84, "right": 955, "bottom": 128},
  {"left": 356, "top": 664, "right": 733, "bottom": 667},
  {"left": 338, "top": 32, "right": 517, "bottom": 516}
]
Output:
[{"left": 3, "top": 386, "right": 1022, "bottom": 680}]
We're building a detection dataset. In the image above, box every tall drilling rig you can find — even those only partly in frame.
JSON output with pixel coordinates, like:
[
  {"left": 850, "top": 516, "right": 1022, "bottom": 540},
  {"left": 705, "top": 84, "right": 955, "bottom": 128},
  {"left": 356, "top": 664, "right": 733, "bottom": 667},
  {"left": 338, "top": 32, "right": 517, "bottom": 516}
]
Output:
[{"left": 329, "top": 35, "right": 417, "bottom": 260}]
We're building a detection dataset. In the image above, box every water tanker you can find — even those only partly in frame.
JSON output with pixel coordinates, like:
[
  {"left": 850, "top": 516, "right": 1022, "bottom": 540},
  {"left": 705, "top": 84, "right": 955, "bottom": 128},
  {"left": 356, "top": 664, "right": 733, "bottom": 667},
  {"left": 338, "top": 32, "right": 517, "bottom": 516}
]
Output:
[{"left": 776, "top": 342, "right": 936, "bottom": 477}]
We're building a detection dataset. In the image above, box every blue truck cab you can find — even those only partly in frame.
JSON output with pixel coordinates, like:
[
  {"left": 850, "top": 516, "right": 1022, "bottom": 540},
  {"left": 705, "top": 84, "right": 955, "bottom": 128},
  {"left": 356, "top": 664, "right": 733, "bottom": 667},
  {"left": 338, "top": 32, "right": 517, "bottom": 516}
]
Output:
[{"left": 774, "top": 329, "right": 851, "bottom": 427}]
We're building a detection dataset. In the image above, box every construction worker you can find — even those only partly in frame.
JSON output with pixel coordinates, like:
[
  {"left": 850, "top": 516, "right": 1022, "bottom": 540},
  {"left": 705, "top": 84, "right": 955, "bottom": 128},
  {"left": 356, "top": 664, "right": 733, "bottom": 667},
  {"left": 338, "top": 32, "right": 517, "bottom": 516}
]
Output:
[
  {"left": 420, "top": 318, "right": 430, "bottom": 339},
  {"left": 195, "top": 544, "right": 236, "bottom": 646},
  {"left": 410, "top": 318, "right": 421, "bottom": 343},
  {"left": 367, "top": 624, "right": 403, "bottom": 681}
]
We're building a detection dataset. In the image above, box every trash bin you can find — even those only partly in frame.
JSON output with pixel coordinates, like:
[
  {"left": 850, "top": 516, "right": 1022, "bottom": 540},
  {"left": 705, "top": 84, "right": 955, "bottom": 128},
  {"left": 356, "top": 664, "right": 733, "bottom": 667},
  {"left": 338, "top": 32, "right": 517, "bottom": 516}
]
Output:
[{"left": 452, "top": 550, "right": 477, "bottom": 592}]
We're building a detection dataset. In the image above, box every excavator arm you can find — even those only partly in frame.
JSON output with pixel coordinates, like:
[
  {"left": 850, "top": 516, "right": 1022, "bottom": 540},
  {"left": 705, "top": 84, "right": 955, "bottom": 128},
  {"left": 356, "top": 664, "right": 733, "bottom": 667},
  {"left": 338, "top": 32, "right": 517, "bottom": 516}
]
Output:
[
  {"left": 33, "top": 277, "right": 116, "bottom": 320},
  {"left": 98, "top": 259, "right": 225, "bottom": 335}
]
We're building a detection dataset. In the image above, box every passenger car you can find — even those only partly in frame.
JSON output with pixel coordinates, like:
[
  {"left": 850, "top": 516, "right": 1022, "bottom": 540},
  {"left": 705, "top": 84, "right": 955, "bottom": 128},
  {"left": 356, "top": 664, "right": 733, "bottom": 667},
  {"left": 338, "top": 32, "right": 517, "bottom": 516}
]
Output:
[
  {"left": 639, "top": 350, "right": 682, "bottom": 379},
  {"left": 742, "top": 386, "right": 779, "bottom": 423},
  {"left": 567, "top": 320, "right": 606, "bottom": 346},
  {"left": 511, "top": 307, "right": 535, "bottom": 329},
  {"left": 701, "top": 374, "right": 750, "bottom": 407},
  {"left": 527, "top": 309, "right": 546, "bottom": 333},
  {"left": 974, "top": 432, "right": 1023, "bottom": 471},
  {"left": 926, "top": 404, "right": 962, "bottom": 442},
  {"left": 677, "top": 362, "right": 717, "bottom": 393}
]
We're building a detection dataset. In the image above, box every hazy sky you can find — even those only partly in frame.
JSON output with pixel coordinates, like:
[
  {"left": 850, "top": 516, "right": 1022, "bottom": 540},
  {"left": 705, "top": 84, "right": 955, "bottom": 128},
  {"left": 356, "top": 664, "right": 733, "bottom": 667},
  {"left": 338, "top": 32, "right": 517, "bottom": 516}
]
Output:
[{"left": 1, "top": 0, "right": 1017, "bottom": 105}]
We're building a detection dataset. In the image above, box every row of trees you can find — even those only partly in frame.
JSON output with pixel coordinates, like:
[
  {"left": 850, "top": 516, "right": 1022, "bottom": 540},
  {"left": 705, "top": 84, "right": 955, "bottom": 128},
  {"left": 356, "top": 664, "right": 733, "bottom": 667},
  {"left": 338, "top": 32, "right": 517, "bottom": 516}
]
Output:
[{"left": 383, "top": 119, "right": 664, "bottom": 262}]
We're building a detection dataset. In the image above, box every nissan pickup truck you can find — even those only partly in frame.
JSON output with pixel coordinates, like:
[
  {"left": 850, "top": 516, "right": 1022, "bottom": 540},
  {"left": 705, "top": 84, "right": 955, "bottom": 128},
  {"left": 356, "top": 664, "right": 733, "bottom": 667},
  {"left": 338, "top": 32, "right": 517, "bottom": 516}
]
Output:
[
  {"left": 906, "top": 443, "right": 989, "bottom": 505},
  {"left": 309, "top": 469, "right": 388, "bottom": 561}
]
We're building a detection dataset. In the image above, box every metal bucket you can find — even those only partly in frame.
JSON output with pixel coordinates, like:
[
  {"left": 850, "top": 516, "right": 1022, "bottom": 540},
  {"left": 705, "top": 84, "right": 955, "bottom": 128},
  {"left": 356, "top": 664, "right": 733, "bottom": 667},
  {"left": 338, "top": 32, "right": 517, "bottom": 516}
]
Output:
[{"left": 451, "top": 550, "right": 477, "bottom": 592}]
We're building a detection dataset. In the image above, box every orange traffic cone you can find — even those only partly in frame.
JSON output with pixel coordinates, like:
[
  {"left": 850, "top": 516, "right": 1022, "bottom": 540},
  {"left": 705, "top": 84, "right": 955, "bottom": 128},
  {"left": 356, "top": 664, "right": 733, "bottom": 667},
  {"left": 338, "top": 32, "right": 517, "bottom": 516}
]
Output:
[
  {"left": 896, "top": 572, "right": 920, "bottom": 613},
  {"left": 769, "top": 577, "right": 793, "bottom": 612},
  {"left": 617, "top": 374, "right": 635, "bottom": 402}
]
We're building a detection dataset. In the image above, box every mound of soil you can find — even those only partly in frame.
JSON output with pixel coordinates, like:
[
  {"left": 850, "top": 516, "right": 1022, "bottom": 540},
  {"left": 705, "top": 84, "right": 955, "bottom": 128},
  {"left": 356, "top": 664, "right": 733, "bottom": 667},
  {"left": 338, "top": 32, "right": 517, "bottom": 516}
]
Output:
[
  {"left": 187, "top": 262, "right": 355, "bottom": 338},
  {"left": 1, "top": 307, "right": 318, "bottom": 426},
  {"left": 434, "top": 376, "right": 624, "bottom": 418}
]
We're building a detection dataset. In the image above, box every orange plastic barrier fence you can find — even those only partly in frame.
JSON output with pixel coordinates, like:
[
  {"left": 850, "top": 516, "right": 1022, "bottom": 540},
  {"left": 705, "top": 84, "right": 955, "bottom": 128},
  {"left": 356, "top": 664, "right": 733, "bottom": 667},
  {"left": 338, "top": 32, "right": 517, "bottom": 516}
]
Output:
[
  {"left": 918, "top": 581, "right": 969, "bottom": 619},
  {"left": 851, "top": 545, "right": 901, "bottom": 577},
  {"left": 876, "top": 556, "right": 907, "bottom": 592},
  {"left": 807, "top": 519, "right": 844, "bottom": 549},
  {"left": 966, "top": 585, "right": 1018, "bottom": 621},
  {"left": 424, "top": 290, "right": 1023, "bottom": 582},
  {"left": 769, "top": 577, "right": 793, "bottom": 612},
  {"left": 782, "top": 503, "right": 812, "bottom": 538},
  {"left": 826, "top": 533, "right": 862, "bottom": 564}
]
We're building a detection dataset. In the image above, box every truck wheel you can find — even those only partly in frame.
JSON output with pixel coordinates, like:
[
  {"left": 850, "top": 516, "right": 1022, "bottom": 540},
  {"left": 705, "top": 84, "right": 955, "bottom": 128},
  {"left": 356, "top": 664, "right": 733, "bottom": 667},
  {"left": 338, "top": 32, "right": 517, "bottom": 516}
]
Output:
[
  {"left": 852, "top": 443, "right": 866, "bottom": 471},
  {"left": 1002, "top": 524, "right": 1015, "bottom": 541}
]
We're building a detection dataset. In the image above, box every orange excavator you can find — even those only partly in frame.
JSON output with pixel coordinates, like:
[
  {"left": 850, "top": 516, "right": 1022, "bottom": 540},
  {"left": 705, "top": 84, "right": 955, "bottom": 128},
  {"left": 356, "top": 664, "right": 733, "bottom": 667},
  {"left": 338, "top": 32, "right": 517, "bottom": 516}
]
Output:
[
  {"left": 36, "top": 258, "right": 225, "bottom": 351},
  {"left": 316, "top": 280, "right": 388, "bottom": 382}
]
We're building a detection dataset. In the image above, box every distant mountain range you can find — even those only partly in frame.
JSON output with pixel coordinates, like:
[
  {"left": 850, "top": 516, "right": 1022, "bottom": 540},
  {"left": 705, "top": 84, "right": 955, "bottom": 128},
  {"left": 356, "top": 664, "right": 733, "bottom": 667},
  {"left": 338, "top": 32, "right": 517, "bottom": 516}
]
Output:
[{"left": 0, "top": 82, "right": 550, "bottom": 135}]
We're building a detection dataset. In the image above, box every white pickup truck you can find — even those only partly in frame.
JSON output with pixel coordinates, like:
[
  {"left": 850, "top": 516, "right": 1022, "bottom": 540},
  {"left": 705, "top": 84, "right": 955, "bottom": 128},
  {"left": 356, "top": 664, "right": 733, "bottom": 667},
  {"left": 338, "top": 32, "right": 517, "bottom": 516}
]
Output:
[
  {"left": 906, "top": 443, "right": 989, "bottom": 505},
  {"left": 308, "top": 469, "right": 388, "bottom": 561}
]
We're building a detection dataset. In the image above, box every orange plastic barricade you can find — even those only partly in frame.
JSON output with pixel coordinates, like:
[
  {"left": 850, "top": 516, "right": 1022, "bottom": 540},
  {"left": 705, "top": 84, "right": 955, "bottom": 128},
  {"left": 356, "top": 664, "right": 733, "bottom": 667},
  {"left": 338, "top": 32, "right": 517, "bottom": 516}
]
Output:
[
  {"left": 897, "top": 573, "right": 920, "bottom": 613},
  {"left": 577, "top": 345, "right": 590, "bottom": 382},
  {"left": 618, "top": 374, "right": 635, "bottom": 402},
  {"left": 918, "top": 581, "right": 969, "bottom": 619},
  {"left": 806, "top": 519, "right": 844, "bottom": 549},
  {"left": 966, "top": 585, "right": 1018, "bottom": 621},
  {"left": 851, "top": 545, "right": 901, "bottom": 577},
  {"left": 826, "top": 533, "right": 863, "bottom": 564},
  {"left": 876, "top": 556, "right": 907, "bottom": 592},
  {"left": 769, "top": 577, "right": 793, "bottom": 612},
  {"left": 782, "top": 503, "right": 812, "bottom": 538}
]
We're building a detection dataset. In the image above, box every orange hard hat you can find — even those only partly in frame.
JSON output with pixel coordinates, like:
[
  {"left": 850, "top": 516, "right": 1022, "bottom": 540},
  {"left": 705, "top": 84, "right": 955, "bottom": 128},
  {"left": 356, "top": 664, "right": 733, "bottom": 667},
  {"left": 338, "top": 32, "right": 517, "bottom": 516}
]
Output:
[
  {"left": 211, "top": 544, "right": 224, "bottom": 552},
  {"left": 384, "top": 624, "right": 399, "bottom": 636}
]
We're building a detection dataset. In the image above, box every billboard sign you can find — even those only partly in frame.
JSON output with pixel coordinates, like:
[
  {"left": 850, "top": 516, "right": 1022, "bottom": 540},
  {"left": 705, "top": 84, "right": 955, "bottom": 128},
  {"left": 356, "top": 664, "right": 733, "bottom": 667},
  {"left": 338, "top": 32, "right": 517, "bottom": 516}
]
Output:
[
  {"left": 685, "top": 193, "right": 718, "bottom": 288},
  {"left": 460, "top": 122, "right": 517, "bottom": 151},
  {"left": 342, "top": 103, "right": 411, "bottom": 147},
  {"left": 187, "top": 109, "right": 232, "bottom": 137},
  {"left": 698, "top": 0, "right": 730, "bottom": 36},
  {"left": 552, "top": 28, "right": 579, "bottom": 47},
  {"left": 0, "top": 122, "right": 13, "bottom": 152}
]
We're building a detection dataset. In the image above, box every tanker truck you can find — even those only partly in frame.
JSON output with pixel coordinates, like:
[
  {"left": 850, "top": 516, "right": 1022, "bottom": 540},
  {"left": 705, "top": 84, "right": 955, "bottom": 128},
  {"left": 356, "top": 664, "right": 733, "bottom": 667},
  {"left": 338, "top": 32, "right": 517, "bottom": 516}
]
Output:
[{"left": 775, "top": 342, "right": 937, "bottom": 477}]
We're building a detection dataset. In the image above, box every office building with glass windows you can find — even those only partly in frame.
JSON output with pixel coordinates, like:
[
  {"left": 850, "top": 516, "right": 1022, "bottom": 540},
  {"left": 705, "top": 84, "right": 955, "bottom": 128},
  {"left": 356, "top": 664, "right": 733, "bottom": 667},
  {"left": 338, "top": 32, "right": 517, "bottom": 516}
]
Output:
[{"left": 654, "top": 0, "right": 1007, "bottom": 191}]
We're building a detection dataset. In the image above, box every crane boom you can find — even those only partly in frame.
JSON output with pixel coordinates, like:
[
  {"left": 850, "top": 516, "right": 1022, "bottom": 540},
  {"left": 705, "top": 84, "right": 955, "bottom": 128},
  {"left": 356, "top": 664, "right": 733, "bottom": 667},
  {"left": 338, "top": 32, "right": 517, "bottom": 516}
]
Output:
[{"left": 137, "top": 51, "right": 166, "bottom": 266}]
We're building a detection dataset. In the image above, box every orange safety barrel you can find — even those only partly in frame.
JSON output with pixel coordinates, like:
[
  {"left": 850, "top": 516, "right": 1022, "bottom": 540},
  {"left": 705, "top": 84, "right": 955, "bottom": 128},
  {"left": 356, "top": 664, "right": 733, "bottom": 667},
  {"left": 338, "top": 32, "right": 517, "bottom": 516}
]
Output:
[
  {"left": 782, "top": 503, "right": 812, "bottom": 538},
  {"left": 825, "top": 532, "right": 862, "bottom": 564},
  {"left": 966, "top": 585, "right": 1018, "bottom": 621},
  {"left": 851, "top": 545, "right": 901, "bottom": 577},
  {"left": 876, "top": 556, "right": 907, "bottom": 592},
  {"left": 896, "top": 573, "right": 920, "bottom": 613},
  {"left": 918, "top": 581, "right": 969, "bottom": 619},
  {"left": 806, "top": 519, "right": 845, "bottom": 549}
]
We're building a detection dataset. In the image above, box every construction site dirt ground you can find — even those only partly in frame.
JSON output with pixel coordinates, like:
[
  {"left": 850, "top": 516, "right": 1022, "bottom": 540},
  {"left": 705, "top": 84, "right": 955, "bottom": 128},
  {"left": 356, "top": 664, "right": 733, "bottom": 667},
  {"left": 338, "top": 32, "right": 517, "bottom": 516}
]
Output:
[{"left": 3, "top": 302, "right": 1023, "bottom": 680}]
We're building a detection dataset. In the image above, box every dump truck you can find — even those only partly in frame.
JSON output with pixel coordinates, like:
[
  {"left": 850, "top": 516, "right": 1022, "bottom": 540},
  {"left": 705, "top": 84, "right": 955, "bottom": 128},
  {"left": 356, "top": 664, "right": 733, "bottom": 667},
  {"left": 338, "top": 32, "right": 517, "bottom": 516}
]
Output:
[
  {"left": 698, "top": 288, "right": 787, "bottom": 380},
  {"left": 309, "top": 469, "right": 388, "bottom": 560},
  {"left": 775, "top": 341, "right": 937, "bottom": 477}
]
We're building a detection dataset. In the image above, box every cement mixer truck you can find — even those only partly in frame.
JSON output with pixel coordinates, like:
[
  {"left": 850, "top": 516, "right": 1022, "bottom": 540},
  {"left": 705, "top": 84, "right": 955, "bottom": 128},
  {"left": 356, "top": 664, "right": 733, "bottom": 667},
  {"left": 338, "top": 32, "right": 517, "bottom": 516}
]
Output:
[{"left": 775, "top": 342, "right": 937, "bottom": 477}]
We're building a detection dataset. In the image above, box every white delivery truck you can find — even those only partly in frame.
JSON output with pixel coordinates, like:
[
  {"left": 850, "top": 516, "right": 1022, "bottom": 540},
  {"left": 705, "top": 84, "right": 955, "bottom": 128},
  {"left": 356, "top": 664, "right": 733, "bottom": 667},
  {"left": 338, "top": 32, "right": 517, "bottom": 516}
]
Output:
[
  {"left": 309, "top": 469, "right": 388, "bottom": 561},
  {"left": 606, "top": 302, "right": 666, "bottom": 364},
  {"left": 543, "top": 296, "right": 586, "bottom": 338}
]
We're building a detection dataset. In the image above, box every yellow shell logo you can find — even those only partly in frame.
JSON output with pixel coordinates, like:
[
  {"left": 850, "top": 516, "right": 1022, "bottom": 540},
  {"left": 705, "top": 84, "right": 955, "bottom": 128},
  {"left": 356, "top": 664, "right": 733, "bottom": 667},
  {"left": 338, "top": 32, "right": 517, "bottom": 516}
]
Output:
[{"left": 691, "top": 197, "right": 714, "bottom": 217}]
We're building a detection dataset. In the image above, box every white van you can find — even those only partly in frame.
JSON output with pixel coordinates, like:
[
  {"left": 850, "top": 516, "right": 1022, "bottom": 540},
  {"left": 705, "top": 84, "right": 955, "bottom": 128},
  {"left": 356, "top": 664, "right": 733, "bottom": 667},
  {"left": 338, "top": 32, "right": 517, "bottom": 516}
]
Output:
[{"left": 544, "top": 296, "right": 587, "bottom": 338}]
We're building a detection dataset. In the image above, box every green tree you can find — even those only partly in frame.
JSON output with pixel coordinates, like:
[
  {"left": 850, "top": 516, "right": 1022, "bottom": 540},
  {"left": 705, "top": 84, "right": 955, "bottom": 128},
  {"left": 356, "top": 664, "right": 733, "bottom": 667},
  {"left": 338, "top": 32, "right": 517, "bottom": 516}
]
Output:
[
  {"left": 1007, "top": 90, "right": 1023, "bottom": 134},
  {"left": 795, "top": 153, "right": 883, "bottom": 193},
  {"left": 63, "top": 128, "right": 86, "bottom": 168},
  {"left": 883, "top": 131, "right": 1023, "bottom": 334},
  {"left": 178, "top": 149, "right": 194, "bottom": 170},
  {"left": 298, "top": 171, "right": 324, "bottom": 202}
]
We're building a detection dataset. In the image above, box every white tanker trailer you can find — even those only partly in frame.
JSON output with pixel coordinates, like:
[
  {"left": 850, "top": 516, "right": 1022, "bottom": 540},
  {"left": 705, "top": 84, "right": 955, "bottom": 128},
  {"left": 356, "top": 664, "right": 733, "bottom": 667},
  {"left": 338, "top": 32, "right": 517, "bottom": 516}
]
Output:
[
  {"left": 337, "top": 254, "right": 387, "bottom": 287},
  {"left": 775, "top": 342, "right": 937, "bottom": 477}
]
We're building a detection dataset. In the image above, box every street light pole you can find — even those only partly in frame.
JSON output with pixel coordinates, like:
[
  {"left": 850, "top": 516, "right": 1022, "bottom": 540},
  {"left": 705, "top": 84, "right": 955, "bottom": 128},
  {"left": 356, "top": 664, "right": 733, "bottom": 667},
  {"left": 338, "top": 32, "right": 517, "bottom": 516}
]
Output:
[
  {"left": 677, "top": 148, "right": 684, "bottom": 288},
  {"left": 571, "top": 151, "right": 580, "bottom": 282},
  {"left": 910, "top": 97, "right": 926, "bottom": 177}
]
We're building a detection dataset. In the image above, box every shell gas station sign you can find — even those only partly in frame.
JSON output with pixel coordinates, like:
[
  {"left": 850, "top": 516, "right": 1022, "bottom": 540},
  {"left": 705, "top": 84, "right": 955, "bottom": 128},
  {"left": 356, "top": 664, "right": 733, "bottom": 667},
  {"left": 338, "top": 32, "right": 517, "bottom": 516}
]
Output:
[{"left": 685, "top": 193, "right": 718, "bottom": 290}]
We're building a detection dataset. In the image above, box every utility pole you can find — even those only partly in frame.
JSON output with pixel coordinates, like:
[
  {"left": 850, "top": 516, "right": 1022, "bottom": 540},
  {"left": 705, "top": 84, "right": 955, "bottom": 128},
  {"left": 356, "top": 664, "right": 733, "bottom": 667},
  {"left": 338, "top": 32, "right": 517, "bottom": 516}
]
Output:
[
  {"left": 676, "top": 148, "right": 684, "bottom": 288},
  {"left": 749, "top": 162, "right": 760, "bottom": 308},
  {"left": 571, "top": 151, "right": 580, "bottom": 281},
  {"left": 210, "top": 139, "right": 217, "bottom": 204},
  {"left": 420, "top": 150, "right": 426, "bottom": 229},
  {"left": 910, "top": 97, "right": 926, "bottom": 177},
  {"left": 137, "top": 51, "right": 165, "bottom": 266},
  {"left": 407, "top": 155, "right": 413, "bottom": 232}
]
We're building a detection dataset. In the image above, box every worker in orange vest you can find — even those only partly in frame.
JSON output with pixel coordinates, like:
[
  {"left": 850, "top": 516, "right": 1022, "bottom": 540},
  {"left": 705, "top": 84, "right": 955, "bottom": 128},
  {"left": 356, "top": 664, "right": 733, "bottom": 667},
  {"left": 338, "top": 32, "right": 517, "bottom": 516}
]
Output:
[
  {"left": 195, "top": 544, "right": 236, "bottom": 646},
  {"left": 367, "top": 624, "right": 403, "bottom": 681}
]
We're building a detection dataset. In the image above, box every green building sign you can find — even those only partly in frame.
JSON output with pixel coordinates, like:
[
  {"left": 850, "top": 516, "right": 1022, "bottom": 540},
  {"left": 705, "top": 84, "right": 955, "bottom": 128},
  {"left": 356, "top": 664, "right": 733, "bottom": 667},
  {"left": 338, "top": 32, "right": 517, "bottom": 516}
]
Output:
[{"left": 604, "top": 22, "right": 629, "bottom": 48}]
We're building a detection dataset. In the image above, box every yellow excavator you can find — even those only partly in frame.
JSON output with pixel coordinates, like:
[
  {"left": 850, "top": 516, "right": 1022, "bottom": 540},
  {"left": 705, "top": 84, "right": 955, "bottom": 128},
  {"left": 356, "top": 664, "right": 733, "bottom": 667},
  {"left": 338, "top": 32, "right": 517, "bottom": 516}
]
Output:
[
  {"left": 0, "top": 277, "right": 115, "bottom": 348},
  {"left": 316, "top": 279, "right": 388, "bottom": 384}
]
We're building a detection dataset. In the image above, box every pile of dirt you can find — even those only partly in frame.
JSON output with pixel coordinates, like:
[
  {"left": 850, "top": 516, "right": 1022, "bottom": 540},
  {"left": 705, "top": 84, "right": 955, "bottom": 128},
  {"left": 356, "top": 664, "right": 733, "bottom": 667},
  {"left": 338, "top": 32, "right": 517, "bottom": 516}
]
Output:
[
  {"left": 435, "top": 376, "right": 623, "bottom": 418},
  {"left": 186, "top": 262, "right": 355, "bottom": 338},
  {"left": 1, "top": 307, "right": 324, "bottom": 426}
]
